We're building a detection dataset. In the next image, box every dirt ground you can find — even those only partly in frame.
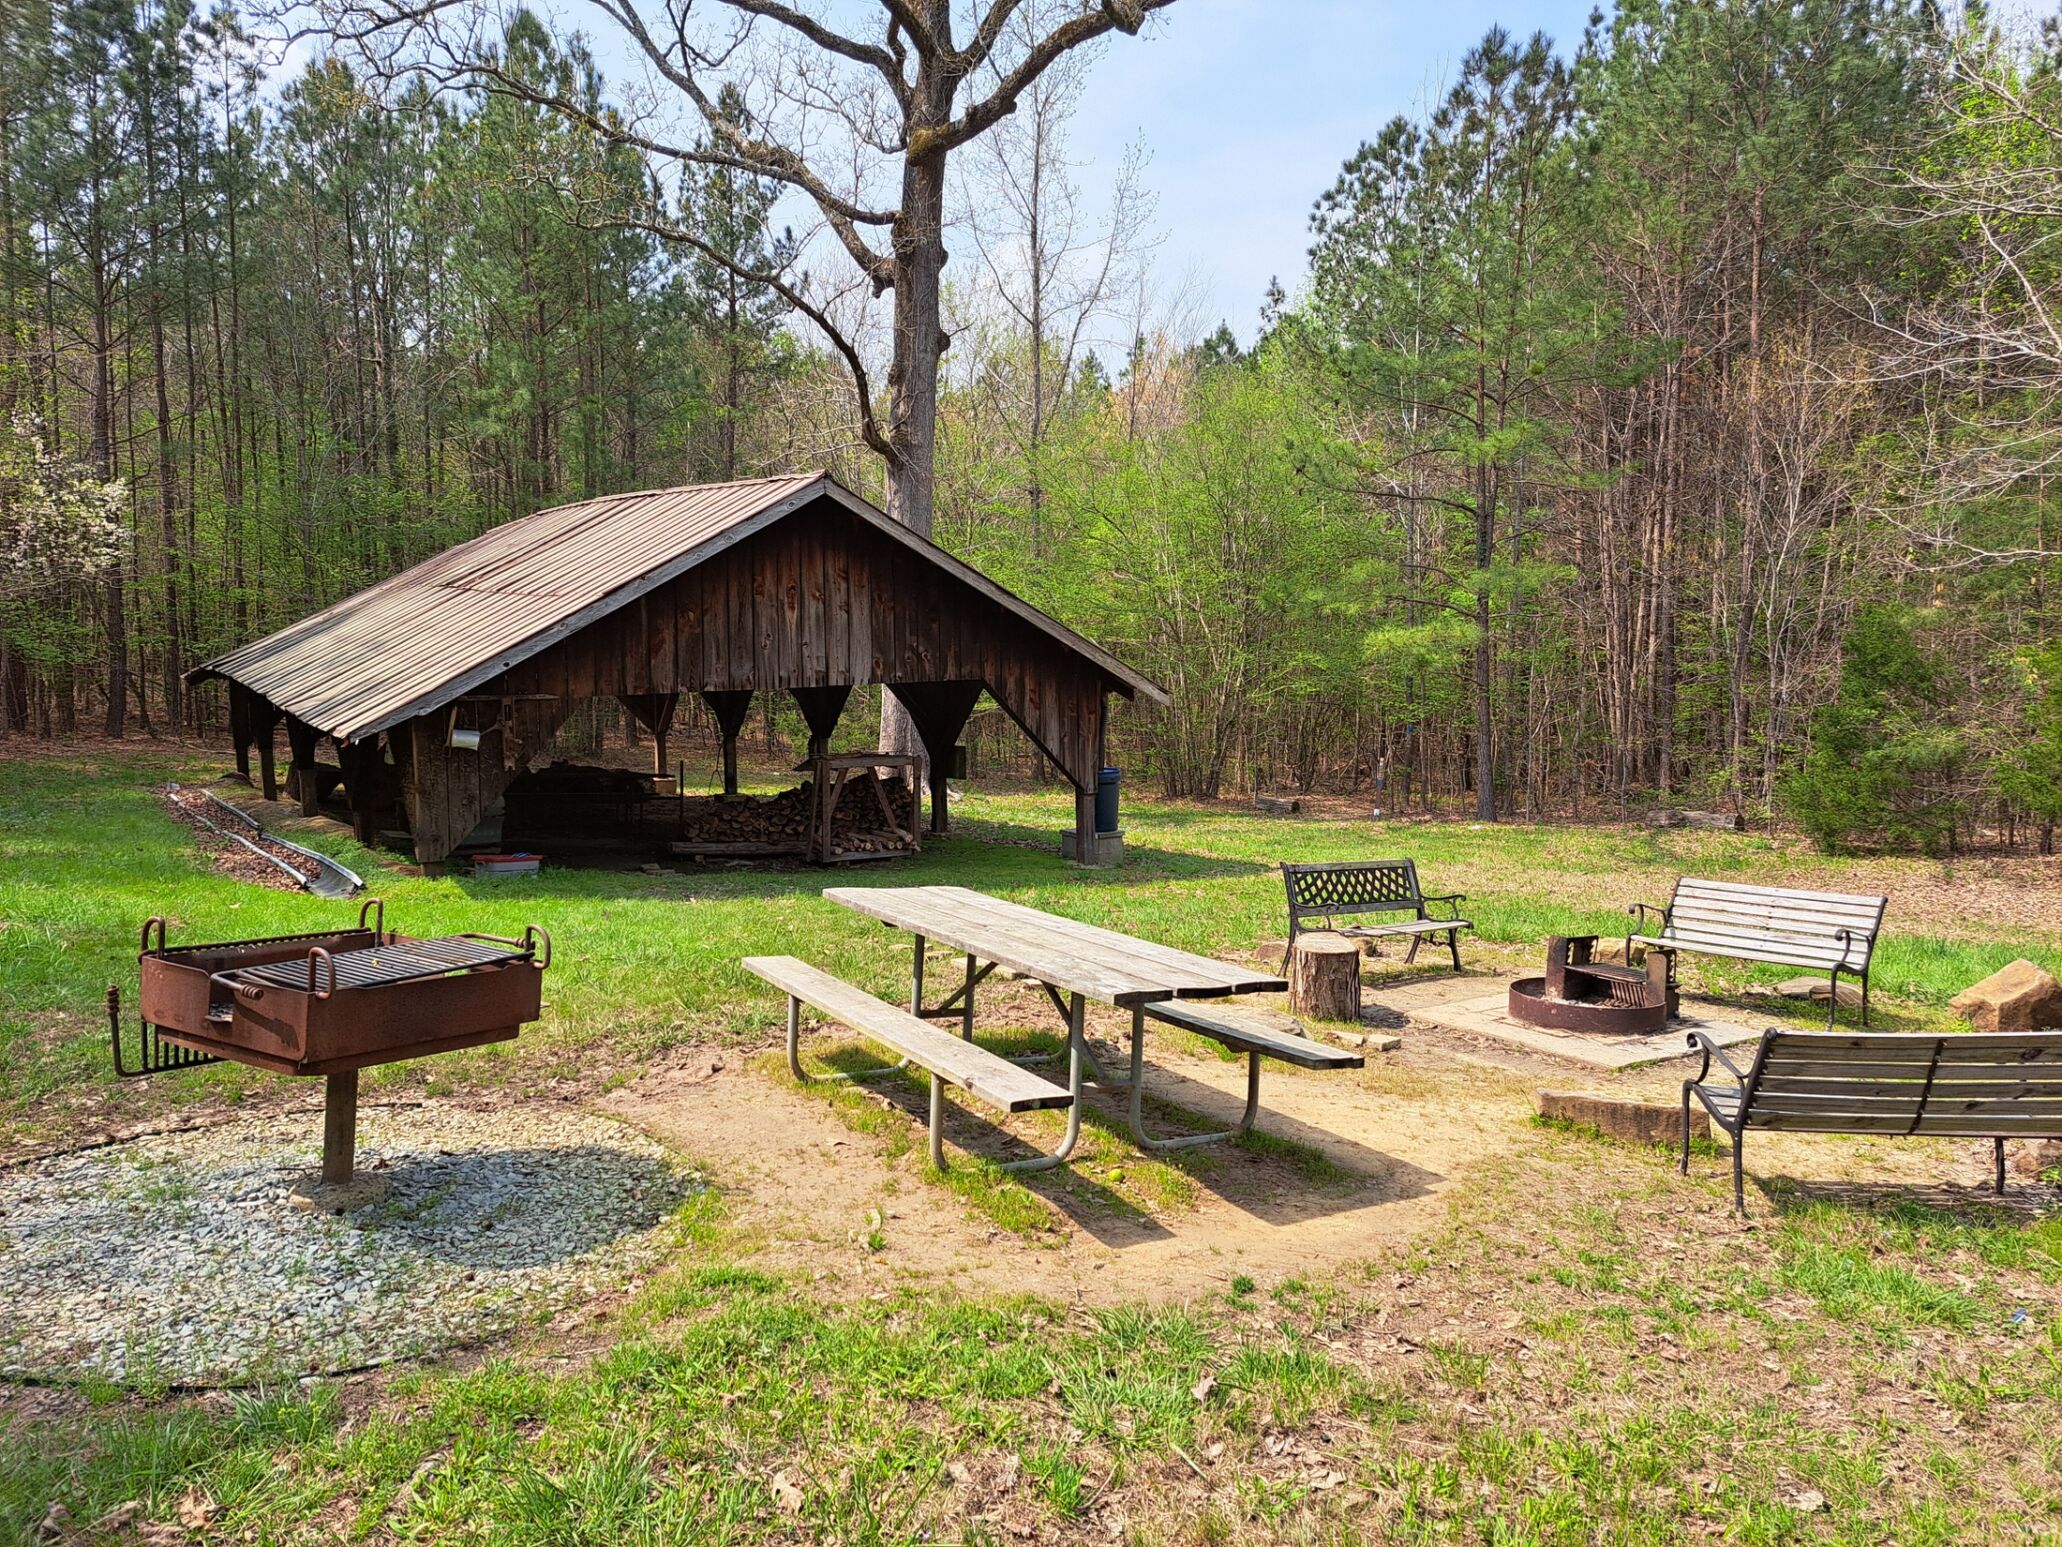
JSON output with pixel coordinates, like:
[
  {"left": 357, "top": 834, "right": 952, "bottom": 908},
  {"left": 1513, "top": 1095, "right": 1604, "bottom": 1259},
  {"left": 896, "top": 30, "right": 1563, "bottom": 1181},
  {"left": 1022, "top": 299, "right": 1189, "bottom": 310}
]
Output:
[{"left": 600, "top": 971, "right": 2030, "bottom": 1308}]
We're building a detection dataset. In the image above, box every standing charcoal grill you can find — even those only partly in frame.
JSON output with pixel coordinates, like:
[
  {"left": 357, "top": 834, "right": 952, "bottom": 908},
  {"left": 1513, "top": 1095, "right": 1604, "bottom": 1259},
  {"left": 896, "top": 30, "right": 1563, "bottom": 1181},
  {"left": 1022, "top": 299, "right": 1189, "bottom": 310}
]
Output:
[{"left": 111, "top": 900, "right": 550, "bottom": 1201}]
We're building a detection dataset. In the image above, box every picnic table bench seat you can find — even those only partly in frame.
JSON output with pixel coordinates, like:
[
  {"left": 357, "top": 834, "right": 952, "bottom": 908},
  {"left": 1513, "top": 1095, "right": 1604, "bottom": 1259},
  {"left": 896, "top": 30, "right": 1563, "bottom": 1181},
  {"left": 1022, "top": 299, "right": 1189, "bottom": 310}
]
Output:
[
  {"left": 1627, "top": 878, "right": 1886, "bottom": 1029},
  {"left": 1130, "top": 1001, "right": 1365, "bottom": 1150},
  {"left": 1683, "top": 1027, "right": 2062, "bottom": 1212},
  {"left": 743, "top": 954, "right": 1072, "bottom": 1170},
  {"left": 1280, "top": 860, "right": 1472, "bottom": 972}
]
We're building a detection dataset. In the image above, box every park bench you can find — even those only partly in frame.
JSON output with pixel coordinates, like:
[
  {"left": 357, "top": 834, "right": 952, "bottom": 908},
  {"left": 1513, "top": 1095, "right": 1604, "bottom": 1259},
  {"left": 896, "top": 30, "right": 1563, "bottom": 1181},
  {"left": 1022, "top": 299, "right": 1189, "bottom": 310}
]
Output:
[
  {"left": 743, "top": 954, "right": 1073, "bottom": 1171},
  {"left": 1683, "top": 1027, "right": 2062, "bottom": 1212},
  {"left": 1626, "top": 878, "right": 1886, "bottom": 1029},
  {"left": 1280, "top": 860, "right": 1471, "bottom": 972},
  {"left": 1133, "top": 1001, "right": 1364, "bottom": 1149}
]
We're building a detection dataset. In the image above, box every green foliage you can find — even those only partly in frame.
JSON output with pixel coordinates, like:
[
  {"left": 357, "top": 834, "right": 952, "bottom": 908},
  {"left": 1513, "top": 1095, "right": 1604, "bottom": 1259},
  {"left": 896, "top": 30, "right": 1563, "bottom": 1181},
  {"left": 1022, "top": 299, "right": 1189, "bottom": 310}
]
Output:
[
  {"left": 1996, "top": 639, "right": 2062, "bottom": 835},
  {"left": 1783, "top": 607, "right": 1967, "bottom": 854}
]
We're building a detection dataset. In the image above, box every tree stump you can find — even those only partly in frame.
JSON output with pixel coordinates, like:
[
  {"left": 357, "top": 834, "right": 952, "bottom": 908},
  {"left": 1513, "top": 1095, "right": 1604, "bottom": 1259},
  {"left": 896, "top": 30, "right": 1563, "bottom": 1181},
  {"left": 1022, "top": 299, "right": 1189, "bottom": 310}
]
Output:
[{"left": 1291, "top": 933, "right": 1361, "bottom": 1022}]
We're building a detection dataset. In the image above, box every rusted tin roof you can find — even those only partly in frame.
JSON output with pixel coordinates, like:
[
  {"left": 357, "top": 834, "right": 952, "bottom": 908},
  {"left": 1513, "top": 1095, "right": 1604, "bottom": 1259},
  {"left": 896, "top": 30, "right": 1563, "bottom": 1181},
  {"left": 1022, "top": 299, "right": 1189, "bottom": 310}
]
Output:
[{"left": 193, "top": 471, "right": 1164, "bottom": 741}]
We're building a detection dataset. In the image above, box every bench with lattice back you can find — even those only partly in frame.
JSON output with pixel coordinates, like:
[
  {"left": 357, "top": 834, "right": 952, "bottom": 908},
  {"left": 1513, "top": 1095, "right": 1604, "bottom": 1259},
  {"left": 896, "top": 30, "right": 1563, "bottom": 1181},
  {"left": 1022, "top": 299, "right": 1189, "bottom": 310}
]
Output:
[
  {"left": 1279, "top": 860, "right": 1472, "bottom": 972},
  {"left": 1626, "top": 878, "right": 1887, "bottom": 1029},
  {"left": 1683, "top": 1027, "right": 2062, "bottom": 1212}
]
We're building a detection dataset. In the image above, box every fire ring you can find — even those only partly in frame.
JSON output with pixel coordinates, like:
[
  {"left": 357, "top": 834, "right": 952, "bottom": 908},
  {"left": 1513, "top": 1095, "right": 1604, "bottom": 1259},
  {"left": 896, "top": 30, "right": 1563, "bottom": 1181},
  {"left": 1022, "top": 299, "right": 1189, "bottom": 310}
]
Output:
[{"left": 1506, "top": 935, "right": 1675, "bottom": 1036}]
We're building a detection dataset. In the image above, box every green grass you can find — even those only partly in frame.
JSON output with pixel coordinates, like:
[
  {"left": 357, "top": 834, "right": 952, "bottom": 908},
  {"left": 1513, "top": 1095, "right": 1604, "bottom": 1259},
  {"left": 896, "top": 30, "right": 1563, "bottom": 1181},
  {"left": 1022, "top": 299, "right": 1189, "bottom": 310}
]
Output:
[
  {"left": 8, "top": 744, "right": 2058, "bottom": 1149},
  {"left": 7, "top": 745, "right": 2062, "bottom": 1544}
]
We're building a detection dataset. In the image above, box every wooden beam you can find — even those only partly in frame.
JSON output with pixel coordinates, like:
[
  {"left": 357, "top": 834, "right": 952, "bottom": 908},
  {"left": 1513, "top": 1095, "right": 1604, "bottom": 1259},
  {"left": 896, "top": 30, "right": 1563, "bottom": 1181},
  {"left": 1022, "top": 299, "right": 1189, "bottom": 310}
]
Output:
[
  {"left": 285, "top": 716, "right": 321, "bottom": 816},
  {"left": 892, "top": 680, "right": 982, "bottom": 835},
  {"left": 618, "top": 692, "right": 679, "bottom": 775},
  {"left": 790, "top": 685, "right": 852, "bottom": 760},
  {"left": 701, "top": 689, "right": 754, "bottom": 795}
]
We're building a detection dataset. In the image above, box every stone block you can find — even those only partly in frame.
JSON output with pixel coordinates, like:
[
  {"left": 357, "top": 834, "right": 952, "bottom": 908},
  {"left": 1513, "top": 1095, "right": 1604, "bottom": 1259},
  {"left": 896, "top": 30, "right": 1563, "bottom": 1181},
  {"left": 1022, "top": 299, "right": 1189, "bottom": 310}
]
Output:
[
  {"left": 1949, "top": 959, "right": 2062, "bottom": 1032},
  {"left": 1060, "top": 829, "right": 1125, "bottom": 866},
  {"left": 1538, "top": 1090, "right": 1708, "bottom": 1146}
]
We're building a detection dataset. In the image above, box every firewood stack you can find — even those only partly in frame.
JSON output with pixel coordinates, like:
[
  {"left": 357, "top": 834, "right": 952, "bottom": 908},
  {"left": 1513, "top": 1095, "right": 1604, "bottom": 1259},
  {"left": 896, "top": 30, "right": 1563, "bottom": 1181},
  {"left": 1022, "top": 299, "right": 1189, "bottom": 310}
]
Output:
[{"left": 671, "top": 769, "right": 918, "bottom": 859}]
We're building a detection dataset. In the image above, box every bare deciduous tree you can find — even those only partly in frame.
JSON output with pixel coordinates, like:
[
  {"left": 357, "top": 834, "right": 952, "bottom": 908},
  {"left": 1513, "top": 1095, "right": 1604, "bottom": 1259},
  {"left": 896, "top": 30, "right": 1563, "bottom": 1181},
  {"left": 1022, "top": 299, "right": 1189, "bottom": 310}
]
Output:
[{"left": 296, "top": 0, "right": 1179, "bottom": 753}]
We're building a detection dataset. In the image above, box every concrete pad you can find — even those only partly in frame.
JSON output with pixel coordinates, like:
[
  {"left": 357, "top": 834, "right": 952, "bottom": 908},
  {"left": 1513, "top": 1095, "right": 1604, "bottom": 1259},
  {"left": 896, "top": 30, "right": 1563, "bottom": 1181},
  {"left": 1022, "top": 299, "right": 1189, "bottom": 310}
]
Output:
[{"left": 1405, "top": 988, "right": 1765, "bottom": 1071}]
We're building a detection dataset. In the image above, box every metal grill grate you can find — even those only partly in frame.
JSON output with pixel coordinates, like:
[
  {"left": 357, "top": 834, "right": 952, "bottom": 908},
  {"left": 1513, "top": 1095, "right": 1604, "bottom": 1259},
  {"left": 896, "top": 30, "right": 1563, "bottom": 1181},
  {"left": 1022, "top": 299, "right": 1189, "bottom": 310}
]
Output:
[{"left": 234, "top": 935, "right": 531, "bottom": 993}]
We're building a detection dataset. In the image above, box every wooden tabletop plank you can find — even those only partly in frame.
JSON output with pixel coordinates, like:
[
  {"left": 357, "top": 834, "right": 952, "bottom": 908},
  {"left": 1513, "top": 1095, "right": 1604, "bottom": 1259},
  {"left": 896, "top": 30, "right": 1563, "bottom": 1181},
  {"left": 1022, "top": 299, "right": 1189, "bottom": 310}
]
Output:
[
  {"left": 929, "top": 886, "right": 1283, "bottom": 997},
  {"left": 822, "top": 884, "right": 1283, "bottom": 1005},
  {"left": 823, "top": 886, "right": 1171, "bottom": 1004},
  {"left": 830, "top": 883, "right": 1281, "bottom": 998}
]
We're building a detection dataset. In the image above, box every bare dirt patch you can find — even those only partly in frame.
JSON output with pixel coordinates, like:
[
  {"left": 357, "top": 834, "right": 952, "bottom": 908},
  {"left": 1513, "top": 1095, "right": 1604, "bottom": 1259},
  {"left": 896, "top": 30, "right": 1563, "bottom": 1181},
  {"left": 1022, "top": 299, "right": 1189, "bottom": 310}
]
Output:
[{"left": 603, "top": 1012, "right": 1529, "bottom": 1306}]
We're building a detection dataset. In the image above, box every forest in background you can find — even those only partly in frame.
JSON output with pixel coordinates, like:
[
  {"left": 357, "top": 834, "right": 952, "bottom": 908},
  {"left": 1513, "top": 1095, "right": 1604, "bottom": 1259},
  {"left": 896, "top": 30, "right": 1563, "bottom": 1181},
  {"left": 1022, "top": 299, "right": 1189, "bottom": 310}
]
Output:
[{"left": 4, "top": 0, "right": 2062, "bottom": 853}]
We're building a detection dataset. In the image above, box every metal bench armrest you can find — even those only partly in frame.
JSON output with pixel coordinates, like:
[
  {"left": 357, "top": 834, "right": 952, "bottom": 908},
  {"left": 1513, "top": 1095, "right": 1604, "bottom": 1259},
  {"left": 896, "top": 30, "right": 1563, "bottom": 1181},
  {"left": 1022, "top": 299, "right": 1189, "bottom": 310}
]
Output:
[
  {"left": 1419, "top": 892, "right": 1467, "bottom": 920},
  {"left": 1626, "top": 900, "right": 1669, "bottom": 933},
  {"left": 1684, "top": 1028, "right": 1749, "bottom": 1086}
]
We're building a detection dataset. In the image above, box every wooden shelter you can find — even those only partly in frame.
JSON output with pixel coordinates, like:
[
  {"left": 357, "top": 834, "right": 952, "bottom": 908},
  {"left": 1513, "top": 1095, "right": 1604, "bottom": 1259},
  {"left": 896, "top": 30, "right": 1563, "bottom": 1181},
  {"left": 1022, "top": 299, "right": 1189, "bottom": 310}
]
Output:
[{"left": 191, "top": 472, "right": 1163, "bottom": 869}]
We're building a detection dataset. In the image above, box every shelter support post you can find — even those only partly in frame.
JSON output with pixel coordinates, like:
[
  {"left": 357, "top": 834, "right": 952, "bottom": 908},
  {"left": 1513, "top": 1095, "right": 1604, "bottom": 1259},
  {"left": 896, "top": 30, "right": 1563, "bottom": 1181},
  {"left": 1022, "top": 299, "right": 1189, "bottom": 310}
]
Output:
[
  {"left": 617, "top": 693, "right": 680, "bottom": 777},
  {"left": 790, "top": 686, "right": 852, "bottom": 762},
  {"left": 336, "top": 735, "right": 385, "bottom": 845},
  {"left": 701, "top": 690, "right": 754, "bottom": 796},
  {"left": 1069, "top": 693, "right": 1109, "bottom": 866},
  {"left": 285, "top": 716, "right": 321, "bottom": 816},
  {"left": 228, "top": 682, "right": 252, "bottom": 781},
  {"left": 891, "top": 681, "right": 982, "bottom": 836}
]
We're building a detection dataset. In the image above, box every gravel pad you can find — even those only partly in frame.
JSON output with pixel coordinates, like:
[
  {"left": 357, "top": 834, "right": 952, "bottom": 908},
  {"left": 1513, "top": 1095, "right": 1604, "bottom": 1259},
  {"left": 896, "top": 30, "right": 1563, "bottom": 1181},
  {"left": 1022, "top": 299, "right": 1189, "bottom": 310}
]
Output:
[{"left": 0, "top": 1104, "right": 698, "bottom": 1386}]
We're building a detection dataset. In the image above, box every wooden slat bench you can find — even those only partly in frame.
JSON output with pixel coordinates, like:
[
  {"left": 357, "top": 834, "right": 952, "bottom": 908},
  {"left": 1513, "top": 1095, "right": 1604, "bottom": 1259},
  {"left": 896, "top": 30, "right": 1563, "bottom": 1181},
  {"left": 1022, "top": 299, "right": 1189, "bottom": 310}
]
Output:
[
  {"left": 1626, "top": 878, "right": 1887, "bottom": 1029},
  {"left": 1683, "top": 1027, "right": 2062, "bottom": 1212},
  {"left": 1280, "top": 860, "right": 1472, "bottom": 972},
  {"left": 743, "top": 955, "right": 1073, "bottom": 1171},
  {"left": 1132, "top": 1002, "right": 1363, "bottom": 1150}
]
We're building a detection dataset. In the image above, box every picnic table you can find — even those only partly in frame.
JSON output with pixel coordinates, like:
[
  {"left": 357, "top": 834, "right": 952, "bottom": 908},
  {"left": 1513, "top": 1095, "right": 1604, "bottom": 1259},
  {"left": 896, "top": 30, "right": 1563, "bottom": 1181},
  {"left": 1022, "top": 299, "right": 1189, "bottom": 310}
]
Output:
[{"left": 822, "top": 884, "right": 1340, "bottom": 1169}]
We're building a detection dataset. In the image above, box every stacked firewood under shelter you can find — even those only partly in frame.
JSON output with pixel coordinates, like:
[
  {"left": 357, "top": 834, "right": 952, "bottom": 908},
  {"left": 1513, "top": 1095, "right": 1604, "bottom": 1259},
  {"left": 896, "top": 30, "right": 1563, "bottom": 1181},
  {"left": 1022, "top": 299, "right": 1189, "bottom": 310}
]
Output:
[{"left": 669, "top": 754, "right": 919, "bottom": 863}]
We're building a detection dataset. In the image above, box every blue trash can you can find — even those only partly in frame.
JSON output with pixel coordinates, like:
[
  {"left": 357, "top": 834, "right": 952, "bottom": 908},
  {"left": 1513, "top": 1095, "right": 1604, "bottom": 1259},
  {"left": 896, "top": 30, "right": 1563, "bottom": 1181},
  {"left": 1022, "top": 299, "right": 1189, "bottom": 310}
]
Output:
[{"left": 1095, "top": 767, "right": 1121, "bottom": 833}]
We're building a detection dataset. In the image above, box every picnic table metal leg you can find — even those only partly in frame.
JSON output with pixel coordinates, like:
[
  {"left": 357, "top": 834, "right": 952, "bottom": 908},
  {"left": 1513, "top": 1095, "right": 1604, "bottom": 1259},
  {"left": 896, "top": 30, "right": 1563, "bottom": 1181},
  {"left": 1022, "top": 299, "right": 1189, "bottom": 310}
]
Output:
[
  {"left": 1123, "top": 1007, "right": 1261, "bottom": 1151},
  {"left": 910, "top": 932, "right": 926, "bottom": 1017},
  {"left": 929, "top": 1072, "right": 946, "bottom": 1170},
  {"left": 962, "top": 953, "right": 977, "bottom": 1040},
  {"left": 785, "top": 994, "right": 907, "bottom": 1085},
  {"left": 1002, "top": 992, "right": 1086, "bottom": 1173}
]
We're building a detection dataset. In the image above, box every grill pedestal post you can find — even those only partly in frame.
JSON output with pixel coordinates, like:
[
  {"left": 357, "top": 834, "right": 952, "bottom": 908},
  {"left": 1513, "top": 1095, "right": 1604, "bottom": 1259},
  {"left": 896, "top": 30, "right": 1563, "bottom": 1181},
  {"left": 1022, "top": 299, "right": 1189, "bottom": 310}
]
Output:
[
  {"left": 290, "top": 1069, "right": 391, "bottom": 1215},
  {"left": 322, "top": 1070, "right": 357, "bottom": 1185}
]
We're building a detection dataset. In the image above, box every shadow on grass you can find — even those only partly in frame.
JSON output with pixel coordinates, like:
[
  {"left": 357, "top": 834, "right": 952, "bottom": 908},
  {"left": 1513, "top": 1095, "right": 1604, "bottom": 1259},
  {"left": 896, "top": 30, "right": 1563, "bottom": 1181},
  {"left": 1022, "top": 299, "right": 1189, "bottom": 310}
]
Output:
[
  {"left": 811, "top": 1024, "right": 1443, "bottom": 1248},
  {"left": 1760, "top": 1173, "right": 2062, "bottom": 1223}
]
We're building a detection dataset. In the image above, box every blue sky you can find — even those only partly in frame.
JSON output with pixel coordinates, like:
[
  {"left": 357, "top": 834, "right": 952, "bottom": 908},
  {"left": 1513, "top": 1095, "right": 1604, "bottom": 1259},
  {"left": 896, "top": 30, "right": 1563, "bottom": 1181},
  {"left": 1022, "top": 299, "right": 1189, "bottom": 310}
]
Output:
[{"left": 1066, "top": 0, "right": 1601, "bottom": 340}]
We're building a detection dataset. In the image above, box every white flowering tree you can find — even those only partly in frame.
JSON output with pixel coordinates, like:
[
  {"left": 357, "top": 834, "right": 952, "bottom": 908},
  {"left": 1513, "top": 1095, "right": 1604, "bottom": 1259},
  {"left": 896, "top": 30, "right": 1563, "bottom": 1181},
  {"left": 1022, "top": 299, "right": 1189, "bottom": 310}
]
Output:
[
  {"left": 0, "top": 414, "right": 127, "bottom": 604},
  {"left": 0, "top": 414, "right": 127, "bottom": 732}
]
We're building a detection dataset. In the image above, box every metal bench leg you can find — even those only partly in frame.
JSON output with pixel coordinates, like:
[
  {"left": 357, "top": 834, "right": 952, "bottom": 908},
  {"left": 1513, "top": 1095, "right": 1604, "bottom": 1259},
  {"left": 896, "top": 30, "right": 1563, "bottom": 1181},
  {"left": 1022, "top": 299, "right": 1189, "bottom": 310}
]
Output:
[
  {"left": 1680, "top": 1082, "right": 1693, "bottom": 1176},
  {"left": 1403, "top": 936, "right": 1421, "bottom": 965},
  {"left": 1733, "top": 1131, "right": 1747, "bottom": 1215},
  {"left": 785, "top": 995, "right": 907, "bottom": 1085},
  {"left": 1001, "top": 992, "right": 1086, "bottom": 1174},
  {"left": 1824, "top": 968, "right": 1841, "bottom": 1031},
  {"left": 1447, "top": 928, "right": 1462, "bottom": 972},
  {"left": 1124, "top": 1008, "right": 1261, "bottom": 1152},
  {"left": 1861, "top": 970, "right": 1871, "bottom": 1028},
  {"left": 1995, "top": 1137, "right": 2007, "bottom": 1195}
]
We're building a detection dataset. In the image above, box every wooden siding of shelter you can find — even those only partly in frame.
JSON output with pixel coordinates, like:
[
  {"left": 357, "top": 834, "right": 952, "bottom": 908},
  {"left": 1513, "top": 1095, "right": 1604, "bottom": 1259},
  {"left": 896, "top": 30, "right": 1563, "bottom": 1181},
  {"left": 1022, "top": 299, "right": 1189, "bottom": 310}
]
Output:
[{"left": 394, "top": 499, "right": 1115, "bottom": 865}]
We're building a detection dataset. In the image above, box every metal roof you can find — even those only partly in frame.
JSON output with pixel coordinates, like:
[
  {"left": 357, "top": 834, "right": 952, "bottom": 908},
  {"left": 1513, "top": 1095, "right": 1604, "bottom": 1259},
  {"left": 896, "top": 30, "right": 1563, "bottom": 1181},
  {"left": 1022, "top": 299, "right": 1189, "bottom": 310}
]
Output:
[{"left": 193, "top": 471, "right": 1164, "bottom": 742}]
